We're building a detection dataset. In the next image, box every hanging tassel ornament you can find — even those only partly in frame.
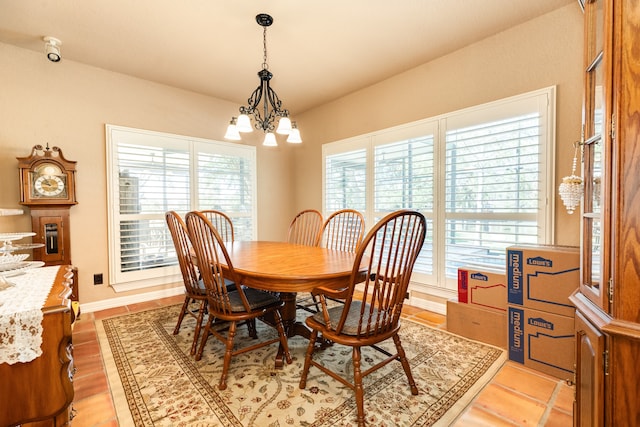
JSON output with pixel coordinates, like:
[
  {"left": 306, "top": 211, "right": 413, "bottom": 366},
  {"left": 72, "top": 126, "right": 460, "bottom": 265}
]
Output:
[{"left": 558, "top": 142, "right": 584, "bottom": 214}]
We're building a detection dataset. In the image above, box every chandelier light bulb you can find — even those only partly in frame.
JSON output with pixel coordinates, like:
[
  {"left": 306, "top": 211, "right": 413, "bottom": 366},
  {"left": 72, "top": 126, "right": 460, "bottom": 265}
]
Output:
[
  {"left": 287, "top": 123, "right": 302, "bottom": 143},
  {"left": 263, "top": 132, "right": 277, "bottom": 146},
  {"left": 236, "top": 114, "right": 253, "bottom": 133},
  {"left": 224, "top": 118, "right": 241, "bottom": 140},
  {"left": 276, "top": 116, "right": 292, "bottom": 134}
]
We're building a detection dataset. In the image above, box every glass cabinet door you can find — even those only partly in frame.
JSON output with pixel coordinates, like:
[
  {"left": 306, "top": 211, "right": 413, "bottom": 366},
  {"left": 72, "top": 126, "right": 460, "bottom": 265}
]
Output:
[{"left": 581, "top": 0, "right": 609, "bottom": 311}]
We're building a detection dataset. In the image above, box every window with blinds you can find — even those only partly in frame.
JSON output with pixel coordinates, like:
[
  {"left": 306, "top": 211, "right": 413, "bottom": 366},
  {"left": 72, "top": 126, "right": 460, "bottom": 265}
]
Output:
[
  {"left": 106, "top": 125, "right": 256, "bottom": 290},
  {"left": 322, "top": 87, "right": 555, "bottom": 293},
  {"left": 444, "top": 113, "right": 541, "bottom": 277}
]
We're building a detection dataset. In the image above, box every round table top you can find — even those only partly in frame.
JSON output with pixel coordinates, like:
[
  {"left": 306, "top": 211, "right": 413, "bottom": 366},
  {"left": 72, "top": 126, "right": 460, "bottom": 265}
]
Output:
[{"left": 223, "top": 241, "right": 362, "bottom": 293}]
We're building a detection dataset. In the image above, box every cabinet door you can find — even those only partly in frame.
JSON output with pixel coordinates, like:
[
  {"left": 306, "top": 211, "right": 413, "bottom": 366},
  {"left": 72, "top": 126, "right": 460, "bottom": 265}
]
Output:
[
  {"left": 31, "top": 209, "right": 72, "bottom": 266},
  {"left": 580, "top": 0, "right": 611, "bottom": 311},
  {"left": 574, "top": 311, "right": 605, "bottom": 427}
]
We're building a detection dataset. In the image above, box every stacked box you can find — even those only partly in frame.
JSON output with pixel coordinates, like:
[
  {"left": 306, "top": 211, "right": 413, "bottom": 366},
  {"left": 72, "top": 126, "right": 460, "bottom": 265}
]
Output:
[
  {"left": 508, "top": 306, "right": 575, "bottom": 380},
  {"left": 506, "top": 244, "right": 579, "bottom": 379},
  {"left": 458, "top": 267, "right": 507, "bottom": 312},
  {"left": 506, "top": 244, "right": 579, "bottom": 317},
  {"left": 446, "top": 300, "right": 507, "bottom": 349}
]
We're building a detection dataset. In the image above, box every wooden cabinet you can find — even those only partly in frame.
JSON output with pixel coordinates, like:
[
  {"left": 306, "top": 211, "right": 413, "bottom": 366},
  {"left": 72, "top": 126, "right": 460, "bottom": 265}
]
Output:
[
  {"left": 0, "top": 266, "right": 75, "bottom": 426},
  {"left": 571, "top": 0, "right": 640, "bottom": 425}
]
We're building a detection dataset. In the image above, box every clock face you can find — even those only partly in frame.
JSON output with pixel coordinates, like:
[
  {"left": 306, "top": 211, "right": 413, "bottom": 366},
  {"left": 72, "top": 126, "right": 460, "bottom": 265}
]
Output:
[
  {"left": 34, "top": 174, "right": 65, "bottom": 196},
  {"left": 30, "top": 163, "right": 69, "bottom": 199}
]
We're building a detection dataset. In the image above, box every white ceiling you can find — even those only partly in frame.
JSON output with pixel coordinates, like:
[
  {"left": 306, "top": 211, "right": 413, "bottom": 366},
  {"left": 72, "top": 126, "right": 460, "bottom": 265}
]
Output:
[{"left": 0, "top": 0, "right": 575, "bottom": 114}]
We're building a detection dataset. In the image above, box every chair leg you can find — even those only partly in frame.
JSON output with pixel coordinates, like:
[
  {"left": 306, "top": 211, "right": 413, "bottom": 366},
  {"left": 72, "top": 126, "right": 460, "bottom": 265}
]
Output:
[
  {"left": 393, "top": 333, "right": 418, "bottom": 395},
  {"left": 272, "top": 309, "right": 292, "bottom": 364},
  {"left": 352, "top": 346, "right": 365, "bottom": 427},
  {"left": 190, "top": 300, "right": 207, "bottom": 355},
  {"left": 195, "top": 315, "right": 213, "bottom": 362},
  {"left": 173, "top": 295, "right": 190, "bottom": 335},
  {"left": 299, "top": 329, "right": 319, "bottom": 389},
  {"left": 218, "top": 321, "right": 237, "bottom": 391}
]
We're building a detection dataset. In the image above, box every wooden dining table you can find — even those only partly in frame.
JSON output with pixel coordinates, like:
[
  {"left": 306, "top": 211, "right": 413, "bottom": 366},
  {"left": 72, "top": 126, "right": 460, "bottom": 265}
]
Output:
[{"left": 217, "top": 240, "right": 366, "bottom": 367}]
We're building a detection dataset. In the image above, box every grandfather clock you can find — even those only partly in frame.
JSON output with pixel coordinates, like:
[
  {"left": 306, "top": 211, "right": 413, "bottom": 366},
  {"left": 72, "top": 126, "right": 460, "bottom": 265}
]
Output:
[{"left": 17, "top": 145, "right": 77, "bottom": 266}]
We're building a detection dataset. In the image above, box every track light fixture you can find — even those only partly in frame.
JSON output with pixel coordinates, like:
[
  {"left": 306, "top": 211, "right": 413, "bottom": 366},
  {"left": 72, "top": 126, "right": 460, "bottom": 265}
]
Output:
[
  {"left": 43, "top": 36, "right": 62, "bottom": 62},
  {"left": 225, "top": 14, "right": 302, "bottom": 146}
]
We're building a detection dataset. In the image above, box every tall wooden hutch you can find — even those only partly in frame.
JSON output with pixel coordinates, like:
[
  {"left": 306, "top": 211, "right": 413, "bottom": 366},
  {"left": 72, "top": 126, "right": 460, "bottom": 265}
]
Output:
[{"left": 570, "top": 0, "right": 640, "bottom": 425}]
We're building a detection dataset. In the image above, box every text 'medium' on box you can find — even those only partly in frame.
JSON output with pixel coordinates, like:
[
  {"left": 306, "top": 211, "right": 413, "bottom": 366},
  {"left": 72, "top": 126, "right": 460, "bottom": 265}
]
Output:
[
  {"left": 506, "top": 244, "right": 579, "bottom": 317},
  {"left": 458, "top": 267, "right": 506, "bottom": 312},
  {"left": 508, "top": 305, "right": 574, "bottom": 380}
]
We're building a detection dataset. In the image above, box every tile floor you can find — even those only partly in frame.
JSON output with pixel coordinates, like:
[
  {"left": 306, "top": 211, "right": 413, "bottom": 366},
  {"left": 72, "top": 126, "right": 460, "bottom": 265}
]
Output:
[{"left": 70, "top": 296, "right": 574, "bottom": 426}]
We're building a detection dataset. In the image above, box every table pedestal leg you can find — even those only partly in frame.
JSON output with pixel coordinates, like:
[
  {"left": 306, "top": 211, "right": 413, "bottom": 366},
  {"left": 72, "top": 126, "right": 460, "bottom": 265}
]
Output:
[{"left": 272, "top": 292, "right": 331, "bottom": 368}]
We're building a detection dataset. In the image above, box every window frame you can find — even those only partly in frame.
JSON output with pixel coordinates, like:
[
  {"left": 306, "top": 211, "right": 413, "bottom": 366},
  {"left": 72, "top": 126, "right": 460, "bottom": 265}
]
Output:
[
  {"left": 106, "top": 124, "right": 257, "bottom": 292},
  {"left": 322, "top": 87, "right": 556, "bottom": 297}
]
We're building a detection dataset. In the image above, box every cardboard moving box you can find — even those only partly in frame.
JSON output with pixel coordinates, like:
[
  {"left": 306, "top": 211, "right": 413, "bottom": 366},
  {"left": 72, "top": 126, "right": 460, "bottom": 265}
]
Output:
[
  {"left": 458, "top": 267, "right": 507, "bottom": 312},
  {"left": 446, "top": 300, "right": 507, "bottom": 349},
  {"left": 506, "top": 244, "right": 579, "bottom": 317},
  {"left": 508, "top": 305, "right": 575, "bottom": 380}
]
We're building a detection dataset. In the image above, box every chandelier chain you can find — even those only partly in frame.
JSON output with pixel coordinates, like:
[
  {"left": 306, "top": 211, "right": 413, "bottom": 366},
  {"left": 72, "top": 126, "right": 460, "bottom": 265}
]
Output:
[{"left": 262, "top": 27, "right": 269, "bottom": 70}]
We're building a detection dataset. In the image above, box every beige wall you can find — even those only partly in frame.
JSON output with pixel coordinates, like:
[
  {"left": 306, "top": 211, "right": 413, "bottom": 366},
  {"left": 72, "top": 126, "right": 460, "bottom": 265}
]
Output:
[
  {"left": 0, "top": 4, "right": 583, "bottom": 307},
  {"left": 294, "top": 4, "right": 584, "bottom": 247},
  {"left": 0, "top": 42, "right": 296, "bottom": 304}
]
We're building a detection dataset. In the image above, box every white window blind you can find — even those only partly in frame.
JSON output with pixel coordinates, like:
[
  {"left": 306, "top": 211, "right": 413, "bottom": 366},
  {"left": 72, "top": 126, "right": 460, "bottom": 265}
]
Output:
[
  {"left": 197, "top": 149, "right": 256, "bottom": 241},
  {"left": 322, "top": 87, "right": 555, "bottom": 294},
  {"left": 107, "top": 125, "right": 256, "bottom": 290},
  {"left": 374, "top": 135, "right": 435, "bottom": 277},
  {"left": 444, "top": 113, "right": 541, "bottom": 276},
  {"left": 324, "top": 147, "right": 367, "bottom": 212}
]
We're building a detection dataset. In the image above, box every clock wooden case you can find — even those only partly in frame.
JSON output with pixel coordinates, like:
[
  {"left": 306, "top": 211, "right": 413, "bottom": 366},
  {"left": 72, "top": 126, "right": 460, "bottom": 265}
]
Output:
[{"left": 17, "top": 145, "right": 78, "bottom": 267}]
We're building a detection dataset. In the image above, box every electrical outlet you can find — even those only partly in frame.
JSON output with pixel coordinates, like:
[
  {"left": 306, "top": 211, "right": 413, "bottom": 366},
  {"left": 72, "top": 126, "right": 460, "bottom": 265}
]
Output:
[
  {"left": 94, "top": 273, "right": 103, "bottom": 285},
  {"left": 405, "top": 292, "right": 410, "bottom": 300}
]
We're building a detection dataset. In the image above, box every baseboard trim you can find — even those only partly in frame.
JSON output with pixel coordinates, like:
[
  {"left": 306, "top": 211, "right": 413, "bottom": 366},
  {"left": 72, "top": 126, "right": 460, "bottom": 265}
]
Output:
[
  {"left": 408, "top": 296, "right": 447, "bottom": 315},
  {"left": 79, "top": 286, "right": 184, "bottom": 314}
]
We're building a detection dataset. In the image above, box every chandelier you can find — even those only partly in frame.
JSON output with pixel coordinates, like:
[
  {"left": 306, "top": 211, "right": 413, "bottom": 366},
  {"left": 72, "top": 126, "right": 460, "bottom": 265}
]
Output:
[
  {"left": 558, "top": 141, "right": 584, "bottom": 214},
  {"left": 225, "top": 13, "right": 302, "bottom": 146}
]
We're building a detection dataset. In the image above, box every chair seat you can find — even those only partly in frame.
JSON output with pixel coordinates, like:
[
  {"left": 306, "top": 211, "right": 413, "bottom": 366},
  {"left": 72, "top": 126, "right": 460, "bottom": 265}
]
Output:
[
  {"left": 191, "top": 277, "right": 235, "bottom": 295},
  {"left": 226, "top": 287, "right": 281, "bottom": 312},
  {"left": 310, "top": 301, "right": 387, "bottom": 336}
]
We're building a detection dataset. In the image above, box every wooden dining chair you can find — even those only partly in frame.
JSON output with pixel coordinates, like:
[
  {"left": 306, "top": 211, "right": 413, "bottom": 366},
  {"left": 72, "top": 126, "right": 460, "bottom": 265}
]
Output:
[
  {"left": 287, "top": 209, "right": 323, "bottom": 246},
  {"left": 298, "top": 209, "right": 366, "bottom": 312},
  {"left": 287, "top": 209, "right": 324, "bottom": 312},
  {"left": 299, "top": 210, "right": 427, "bottom": 427},
  {"left": 185, "top": 211, "right": 292, "bottom": 390},
  {"left": 200, "top": 209, "right": 257, "bottom": 337},
  {"left": 316, "top": 209, "right": 365, "bottom": 252},
  {"left": 165, "top": 211, "right": 209, "bottom": 355},
  {"left": 201, "top": 209, "right": 235, "bottom": 242}
]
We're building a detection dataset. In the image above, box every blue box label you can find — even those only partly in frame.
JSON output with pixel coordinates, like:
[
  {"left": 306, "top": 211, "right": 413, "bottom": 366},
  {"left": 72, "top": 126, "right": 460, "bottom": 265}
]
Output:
[
  {"left": 508, "top": 307, "right": 525, "bottom": 364},
  {"left": 507, "top": 249, "right": 524, "bottom": 305},
  {"left": 470, "top": 272, "right": 488, "bottom": 281},
  {"left": 528, "top": 317, "right": 554, "bottom": 330},
  {"left": 527, "top": 256, "right": 553, "bottom": 268}
]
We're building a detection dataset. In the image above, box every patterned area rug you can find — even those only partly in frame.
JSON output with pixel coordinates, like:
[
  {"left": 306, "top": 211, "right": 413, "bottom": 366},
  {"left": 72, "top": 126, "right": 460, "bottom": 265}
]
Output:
[{"left": 97, "top": 304, "right": 505, "bottom": 426}]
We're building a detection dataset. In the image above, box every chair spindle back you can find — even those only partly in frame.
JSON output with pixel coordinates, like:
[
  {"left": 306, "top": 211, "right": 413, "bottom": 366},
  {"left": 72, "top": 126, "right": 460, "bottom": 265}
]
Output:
[
  {"left": 200, "top": 209, "right": 235, "bottom": 242},
  {"left": 186, "top": 211, "right": 246, "bottom": 316},
  {"left": 334, "top": 210, "right": 426, "bottom": 336},
  {"left": 287, "top": 209, "right": 323, "bottom": 246},
  {"left": 317, "top": 209, "right": 365, "bottom": 253},
  {"left": 165, "top": 211, "right": 200, "bottom": 294}
]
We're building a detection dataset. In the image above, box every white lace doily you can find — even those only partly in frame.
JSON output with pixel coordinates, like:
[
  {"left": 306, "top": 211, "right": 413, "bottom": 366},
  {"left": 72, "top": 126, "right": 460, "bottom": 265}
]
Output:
[{"left": 0, "top": 266, "right": 60, "bottom": 365}]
